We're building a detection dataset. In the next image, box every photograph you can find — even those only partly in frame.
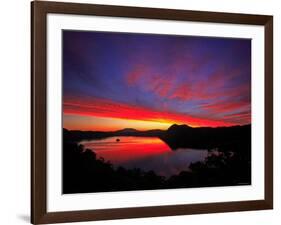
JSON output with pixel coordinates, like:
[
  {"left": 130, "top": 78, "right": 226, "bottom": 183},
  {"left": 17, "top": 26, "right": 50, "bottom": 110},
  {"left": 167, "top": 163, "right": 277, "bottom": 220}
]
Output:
[{"left": 62, "top": 30, "right": 252, "bottom": 194}]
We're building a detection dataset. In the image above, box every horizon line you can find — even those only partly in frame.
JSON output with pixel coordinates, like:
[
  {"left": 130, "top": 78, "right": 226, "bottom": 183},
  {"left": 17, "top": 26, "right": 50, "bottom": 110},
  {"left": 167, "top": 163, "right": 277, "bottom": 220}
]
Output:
[{"left": 63, "top": 123, "right": 251, "bottom": 133}]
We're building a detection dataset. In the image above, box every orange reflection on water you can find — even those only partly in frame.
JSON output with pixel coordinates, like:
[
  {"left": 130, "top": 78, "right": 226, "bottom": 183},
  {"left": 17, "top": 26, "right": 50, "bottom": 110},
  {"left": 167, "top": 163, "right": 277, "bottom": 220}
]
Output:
[
  {"left": 81, "top": 136, "right": 209, "bottom": 177},
  {"left": 80, "top": 136, "right": 171, "bottom": 164}
]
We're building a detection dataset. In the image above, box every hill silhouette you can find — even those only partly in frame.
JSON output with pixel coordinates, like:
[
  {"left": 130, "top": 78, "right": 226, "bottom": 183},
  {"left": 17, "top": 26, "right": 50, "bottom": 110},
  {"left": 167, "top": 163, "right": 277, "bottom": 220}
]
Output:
[
  {"left": 64, "top": 124, "right": 251, "bottom": 152},
  {"left": 161, "top": 124, "right": 251, "bottom": 150},
  {"left": 63, "top": 124, "right": 251, "bottom": 193},
  {"left": 63, "top": 127, "right": 165, "bottom": 142}
]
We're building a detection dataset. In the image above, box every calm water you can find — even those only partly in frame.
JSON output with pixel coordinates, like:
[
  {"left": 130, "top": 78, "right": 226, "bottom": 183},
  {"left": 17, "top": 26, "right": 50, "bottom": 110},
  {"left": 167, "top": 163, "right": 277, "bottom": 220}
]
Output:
[{"left": 80, "top": 136, "right": 209, "bottom": 178}]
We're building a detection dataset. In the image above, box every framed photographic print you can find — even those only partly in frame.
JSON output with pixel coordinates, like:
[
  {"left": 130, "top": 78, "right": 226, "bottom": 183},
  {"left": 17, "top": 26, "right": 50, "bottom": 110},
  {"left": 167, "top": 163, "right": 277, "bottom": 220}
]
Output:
[{"left": 31, "top": 1, "right": 273, "bottom": 224}]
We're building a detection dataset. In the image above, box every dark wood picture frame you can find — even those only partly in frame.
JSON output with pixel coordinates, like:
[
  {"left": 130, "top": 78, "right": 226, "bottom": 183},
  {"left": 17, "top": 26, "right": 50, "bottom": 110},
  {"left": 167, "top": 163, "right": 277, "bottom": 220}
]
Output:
[{"left": 31, "top": 1, "right": 273, "bottom": 224}]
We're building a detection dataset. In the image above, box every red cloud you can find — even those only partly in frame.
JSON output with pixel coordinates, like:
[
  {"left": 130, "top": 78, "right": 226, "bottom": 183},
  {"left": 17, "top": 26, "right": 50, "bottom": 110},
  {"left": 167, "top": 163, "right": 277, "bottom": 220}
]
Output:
[
  {"left": 169, "top": 83, "right": 191, "bottom": 101},
  {"left": 124, "top": 62, "right": 250, "bottom": 125},
  {"left": 64, "top": 96, "right": 235, "bottom": 128},
  {"left": 201, "top": 101, "right": 250, "bottom": 113},
  {"left": 125, "top": 62, "right": 250, "bottom": 105},
  {"left": 126, "top": 66, "right": 145, "bottom": 86},
  {"left": 222, "top": 111, "right": 251, "bottom": 124}
]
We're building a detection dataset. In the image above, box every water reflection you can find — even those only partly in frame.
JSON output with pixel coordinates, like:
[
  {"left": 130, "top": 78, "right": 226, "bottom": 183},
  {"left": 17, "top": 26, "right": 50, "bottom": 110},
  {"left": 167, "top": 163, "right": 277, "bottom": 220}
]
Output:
[{"left": 80, "top": 136, "right": 208, "bottom": 178}]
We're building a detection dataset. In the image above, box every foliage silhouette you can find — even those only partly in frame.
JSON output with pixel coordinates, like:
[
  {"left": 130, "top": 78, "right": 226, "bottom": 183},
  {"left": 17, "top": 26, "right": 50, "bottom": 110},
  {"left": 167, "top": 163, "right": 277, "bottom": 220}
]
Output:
[{"left": 63, "top": 124, "right": 251, "bottom": 194}]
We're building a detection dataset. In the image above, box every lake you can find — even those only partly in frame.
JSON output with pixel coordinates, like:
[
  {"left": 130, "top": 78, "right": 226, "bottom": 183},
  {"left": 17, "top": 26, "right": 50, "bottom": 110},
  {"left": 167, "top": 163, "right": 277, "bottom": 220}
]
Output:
[{"left": 80, "top": 136, "right": 209, "bottom": 178}]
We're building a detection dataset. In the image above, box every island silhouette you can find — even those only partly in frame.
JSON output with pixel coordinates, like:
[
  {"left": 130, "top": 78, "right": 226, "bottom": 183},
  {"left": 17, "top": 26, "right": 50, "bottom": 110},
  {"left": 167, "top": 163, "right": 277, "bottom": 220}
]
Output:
[{"left": 63, "top": 124, "right": 251, "bottom": 194}]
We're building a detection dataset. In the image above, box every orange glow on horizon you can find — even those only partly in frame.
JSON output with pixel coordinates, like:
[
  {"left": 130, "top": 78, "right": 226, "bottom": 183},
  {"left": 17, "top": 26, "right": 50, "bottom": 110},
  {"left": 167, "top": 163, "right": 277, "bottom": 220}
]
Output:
[
  {"left": 63, "top": 96, "right": 236, "bottom": 131},
  {"left": 63, "top": 114, "right": 174, "bottom": 131}
]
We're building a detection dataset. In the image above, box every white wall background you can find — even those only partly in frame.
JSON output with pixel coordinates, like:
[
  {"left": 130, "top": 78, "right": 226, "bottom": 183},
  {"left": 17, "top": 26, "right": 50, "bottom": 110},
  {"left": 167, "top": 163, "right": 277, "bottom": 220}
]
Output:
[{"left": 0, "top": 0, "right": 279, "bottom": 224}]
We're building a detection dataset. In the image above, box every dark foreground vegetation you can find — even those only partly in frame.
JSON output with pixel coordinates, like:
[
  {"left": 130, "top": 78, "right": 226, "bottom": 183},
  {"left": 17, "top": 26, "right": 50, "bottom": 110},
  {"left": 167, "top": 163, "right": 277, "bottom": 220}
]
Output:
[{"left": 63, "top": 124, "right": 251, "bottom": 194}]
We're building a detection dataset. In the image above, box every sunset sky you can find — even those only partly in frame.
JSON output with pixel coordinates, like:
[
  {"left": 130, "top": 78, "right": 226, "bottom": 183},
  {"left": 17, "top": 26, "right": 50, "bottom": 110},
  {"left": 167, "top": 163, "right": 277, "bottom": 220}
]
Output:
[{"left": 63, "top": 31, "right": 251, "bottom": 131}]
